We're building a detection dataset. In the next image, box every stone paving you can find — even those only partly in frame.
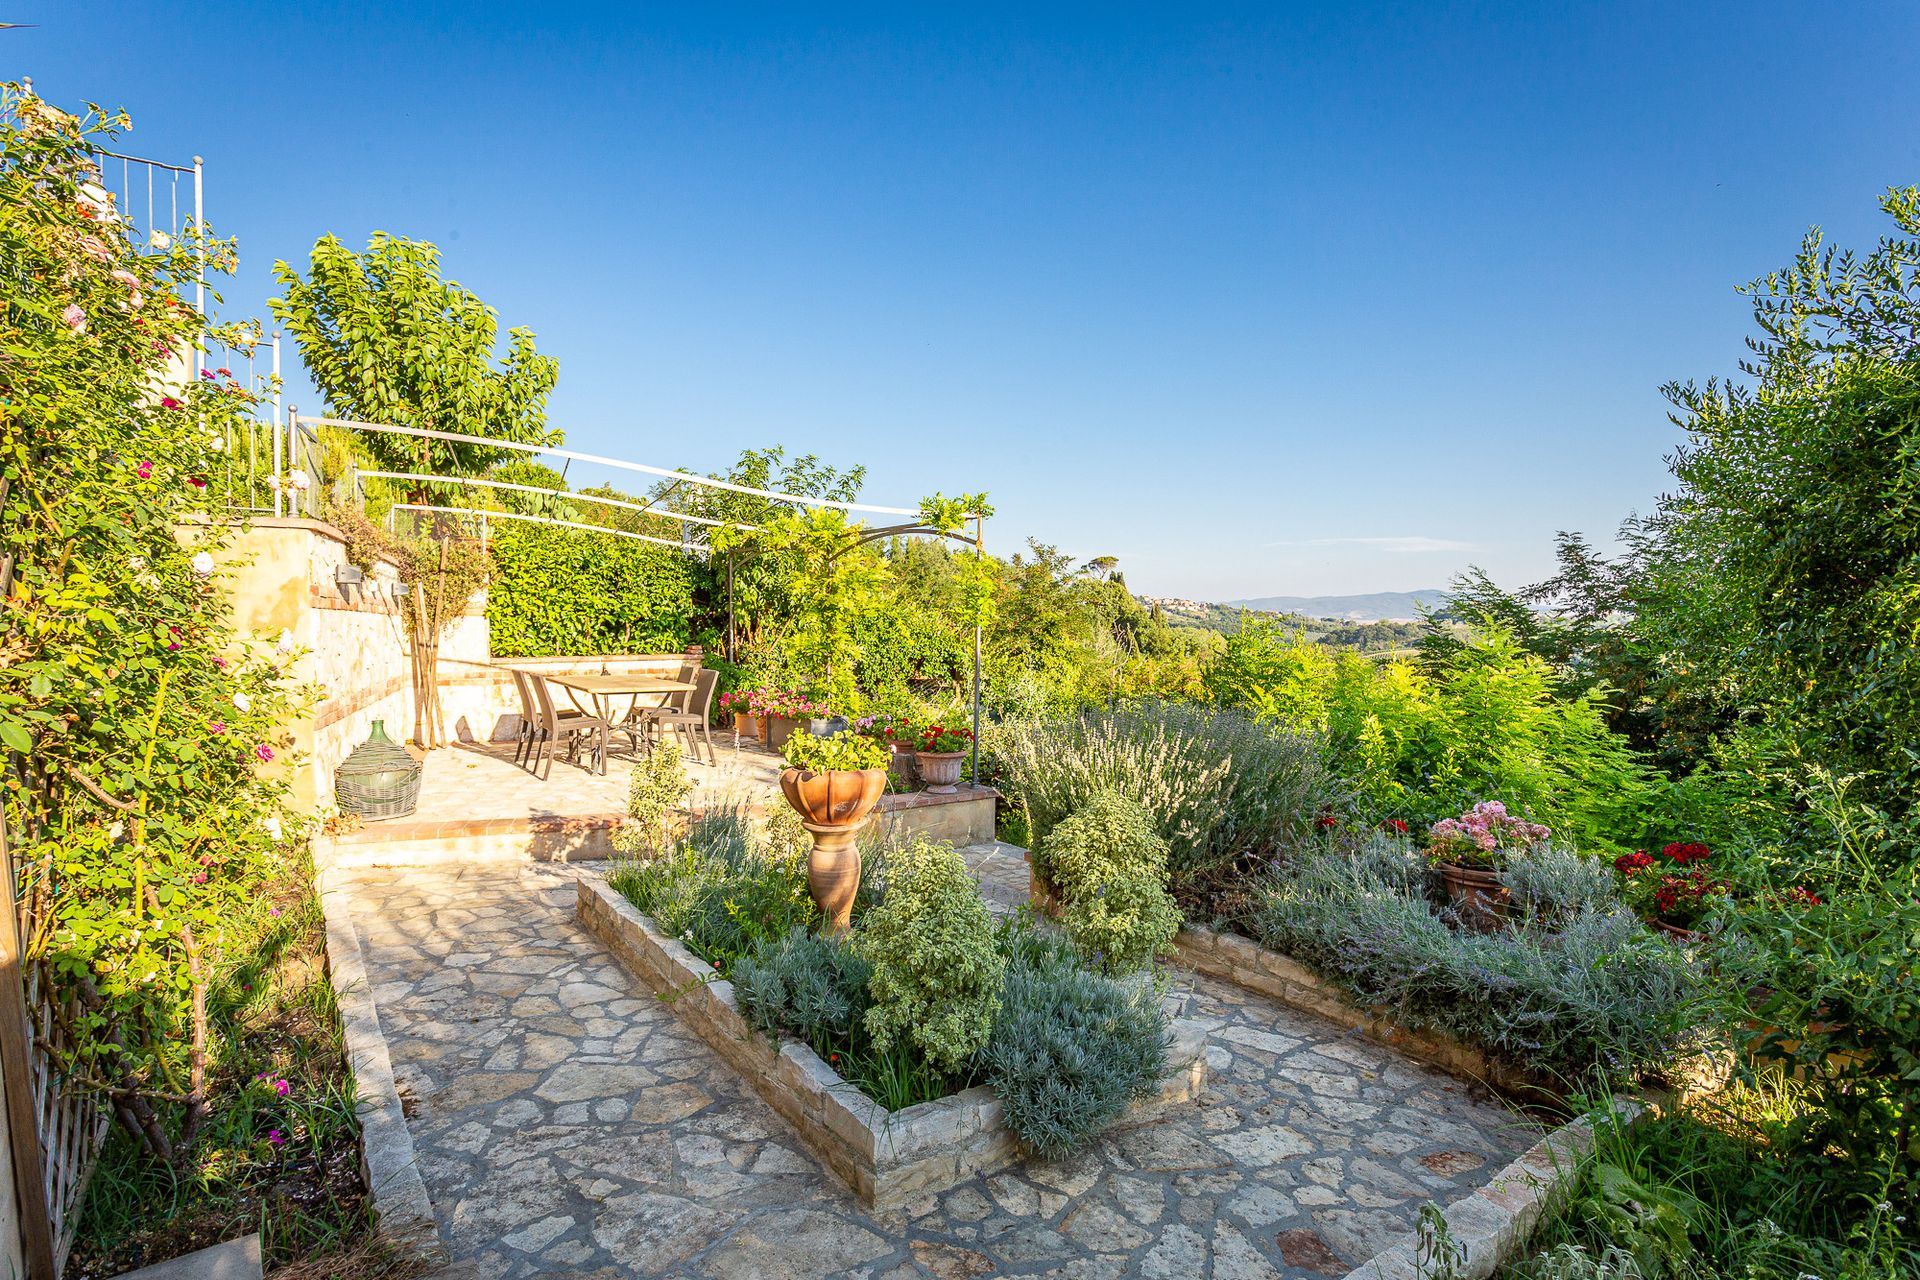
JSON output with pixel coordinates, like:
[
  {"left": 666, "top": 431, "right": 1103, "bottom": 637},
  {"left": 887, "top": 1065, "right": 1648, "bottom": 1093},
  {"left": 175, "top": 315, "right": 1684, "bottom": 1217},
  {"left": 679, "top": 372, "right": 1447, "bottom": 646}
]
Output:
[{"left": 335, "top": 860, "right": 1541, "bottom": 1279}]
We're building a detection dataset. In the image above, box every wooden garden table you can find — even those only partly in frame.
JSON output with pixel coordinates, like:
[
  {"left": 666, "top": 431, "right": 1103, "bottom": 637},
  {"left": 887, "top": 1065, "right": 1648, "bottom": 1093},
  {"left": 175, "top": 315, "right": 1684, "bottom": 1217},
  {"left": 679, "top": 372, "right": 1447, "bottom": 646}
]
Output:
[{"left": 543, "top": 672, "right": 696, "bottom": 768}]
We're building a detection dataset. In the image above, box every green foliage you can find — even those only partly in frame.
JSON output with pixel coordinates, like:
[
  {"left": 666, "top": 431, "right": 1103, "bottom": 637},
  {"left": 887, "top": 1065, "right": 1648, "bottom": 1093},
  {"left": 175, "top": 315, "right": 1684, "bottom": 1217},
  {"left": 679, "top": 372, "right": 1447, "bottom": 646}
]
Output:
[
  {"left": 270, "top": 231, "right": 559, "bottom": 497},
  {"left": 1250, "top": 837, "right": 1718, "bottom": 1083},
  {"left": 609, "top": 740, "right": 692, "bottom": 854},
  {"left": 783, "top": 729, "right": 890, "bottom": 772},
  {"left": 1209, "top": 620, "right": 1656, "bottom": 850},
  {"left": 486, "top": 519, "right": 695, "bottom": 656},
  {"left": 606, "top": 807, "right": 817, "bottom": 976},
  {"left": 1639, "top": 187, "right": 1920, "bottom": 841},
  {"left": 0, "top": 85, "right": 312, "bottom": 1161},
  {"left": 1518, "top": 1083, "right": 1918, "bottom": 1280},
  {"left": 856, "top": 838, "right": 1005, "bottom": 1072},
  {"left": 981, "top": 919, "right": 1169, "bottom": 1158},
  {"left": 989, "top": 700, "right": 1337, "bottom": 909},
  {"left": 1042, "top": 792, "right": 1182, "bottom": 972},
  {"left": 735, "top": 927, "right": 873, "bottom": 1058}
]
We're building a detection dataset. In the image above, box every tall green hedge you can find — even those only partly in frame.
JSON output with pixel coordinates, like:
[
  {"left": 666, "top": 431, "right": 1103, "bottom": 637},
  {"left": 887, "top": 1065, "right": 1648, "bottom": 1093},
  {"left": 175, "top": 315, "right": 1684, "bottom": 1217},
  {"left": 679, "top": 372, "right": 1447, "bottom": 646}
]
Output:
[{"left": 487, "top": 522, "right": 696, "bottom": 656}]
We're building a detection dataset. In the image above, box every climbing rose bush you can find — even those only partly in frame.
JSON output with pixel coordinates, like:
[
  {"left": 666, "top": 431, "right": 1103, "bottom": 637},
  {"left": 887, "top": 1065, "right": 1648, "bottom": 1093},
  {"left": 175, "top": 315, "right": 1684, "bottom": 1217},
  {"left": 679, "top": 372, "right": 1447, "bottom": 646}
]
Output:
[{"left": 0, "top": 84, "right": 309, "bottom": 1158}]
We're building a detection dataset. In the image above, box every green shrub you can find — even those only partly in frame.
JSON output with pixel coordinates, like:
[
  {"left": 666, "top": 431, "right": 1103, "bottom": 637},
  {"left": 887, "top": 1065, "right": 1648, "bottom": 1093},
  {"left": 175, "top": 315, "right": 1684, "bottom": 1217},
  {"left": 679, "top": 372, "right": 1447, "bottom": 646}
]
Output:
[
  {"left": 1042, "top": 792, "right": 1182, "bottom": 972},
  {"left": 606, "top": 806, "right": 815, "bottom": 976},
  {"left": 1207, "top": 621, "right": 1656, "bottom": 850},
  {"left": 783, "top": 729, "right": 890, "bottom": 772},
  {"left": 982, "top": 919, "right": 1169, "bottom": 1157},
  {"left": 487, "top": 520, "right": 695, "bottom": 656},
  {"left": 734, "top": 927, "right": 873, "bottom": 1059},
  {"left": 989, "top": 699, "right": 1338, "bottom": 908},
  {"left": 609, "top": 738, "right": 692, "bottom": 854},
  {"left": 1251, "top": 838, "right": 1717, "bottom": 1083},
  {"left": 856, "top": 838, "right": 1004, "bottom": 1071}
]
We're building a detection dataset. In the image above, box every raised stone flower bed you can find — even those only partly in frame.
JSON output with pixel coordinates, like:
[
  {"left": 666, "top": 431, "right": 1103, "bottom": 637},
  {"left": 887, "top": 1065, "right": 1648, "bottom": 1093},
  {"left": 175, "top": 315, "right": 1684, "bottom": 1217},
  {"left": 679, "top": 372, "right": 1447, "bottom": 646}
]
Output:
[{"left": 577, "top": 874, "right": 1209, "bottom": 1208}]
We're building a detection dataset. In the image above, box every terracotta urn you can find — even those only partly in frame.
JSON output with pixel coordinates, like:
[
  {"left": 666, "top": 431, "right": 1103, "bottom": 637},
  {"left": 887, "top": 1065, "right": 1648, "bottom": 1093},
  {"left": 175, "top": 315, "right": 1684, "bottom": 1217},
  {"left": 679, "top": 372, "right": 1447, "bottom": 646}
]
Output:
[
  {"left": 779, "top": 766, "right": 887, "bottom": 933},
  {"left": 914, "top": 750, "right": 967, "bottom": 795},
  {"left": 733, "top": 712, "right": 762, "bottom": 740},
  {"left": 1434, "top": 862, "right": 1509, "bottom": 932}
]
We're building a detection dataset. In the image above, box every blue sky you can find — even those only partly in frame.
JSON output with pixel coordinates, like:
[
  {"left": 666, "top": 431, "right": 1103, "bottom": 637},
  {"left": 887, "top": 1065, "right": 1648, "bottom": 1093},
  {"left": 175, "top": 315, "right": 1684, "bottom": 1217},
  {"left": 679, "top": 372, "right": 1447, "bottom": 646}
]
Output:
[{"left": 13, "top": 3, "right": 1919, "bottom": 599}]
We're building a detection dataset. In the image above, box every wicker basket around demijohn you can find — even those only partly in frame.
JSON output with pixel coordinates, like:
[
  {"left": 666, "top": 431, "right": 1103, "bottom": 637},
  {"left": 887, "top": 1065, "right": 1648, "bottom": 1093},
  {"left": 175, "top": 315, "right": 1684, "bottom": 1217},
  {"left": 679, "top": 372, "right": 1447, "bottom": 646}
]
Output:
[{"left": 335, "top": 719, "right": 422, "bottom": 820}]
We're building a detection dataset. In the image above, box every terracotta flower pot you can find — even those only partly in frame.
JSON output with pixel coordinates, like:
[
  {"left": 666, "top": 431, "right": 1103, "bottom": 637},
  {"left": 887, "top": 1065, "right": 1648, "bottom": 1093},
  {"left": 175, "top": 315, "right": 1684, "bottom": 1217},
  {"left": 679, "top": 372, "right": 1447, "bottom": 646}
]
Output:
[
  {"left": 779, "top": 766, "right": 887, "bottom": 934},
  {"left": 915, "top": 750, "right": 967, "bottom": 795},
  {"left": 733, "top": 712, "right": 762, "bottom": 739},
  {"left": 1435, "top": 862, "right": 1509, "bottom": 932}
]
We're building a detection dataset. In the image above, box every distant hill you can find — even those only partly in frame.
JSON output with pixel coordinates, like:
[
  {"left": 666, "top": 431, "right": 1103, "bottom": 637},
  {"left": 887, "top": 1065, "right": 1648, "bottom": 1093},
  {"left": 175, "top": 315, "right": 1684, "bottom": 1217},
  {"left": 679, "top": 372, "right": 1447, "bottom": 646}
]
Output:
[{"left": 1223, "top": 590, "right": 1449, "bottom": 623}]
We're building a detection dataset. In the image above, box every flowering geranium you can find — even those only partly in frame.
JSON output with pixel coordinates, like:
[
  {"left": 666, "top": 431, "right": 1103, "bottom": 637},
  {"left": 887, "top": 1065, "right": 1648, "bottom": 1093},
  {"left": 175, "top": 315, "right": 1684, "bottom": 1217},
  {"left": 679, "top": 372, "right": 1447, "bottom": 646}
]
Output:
[
  {"left": 1425, "top": 800, "right": 1551, "bottom": 868},
  {"left": 917, "top": 724, "right": 973, "bottom": 754},
  {"left": 1616, "top": 840, "right": 1727, "bottom": 929}
]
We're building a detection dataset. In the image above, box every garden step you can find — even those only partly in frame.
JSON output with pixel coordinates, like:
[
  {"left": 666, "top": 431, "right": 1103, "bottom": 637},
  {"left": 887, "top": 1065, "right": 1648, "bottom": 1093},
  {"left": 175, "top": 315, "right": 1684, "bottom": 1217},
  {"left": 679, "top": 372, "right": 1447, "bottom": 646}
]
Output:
[{"left": 117, "top": 1235, "right": 261, "bottom": 1280}]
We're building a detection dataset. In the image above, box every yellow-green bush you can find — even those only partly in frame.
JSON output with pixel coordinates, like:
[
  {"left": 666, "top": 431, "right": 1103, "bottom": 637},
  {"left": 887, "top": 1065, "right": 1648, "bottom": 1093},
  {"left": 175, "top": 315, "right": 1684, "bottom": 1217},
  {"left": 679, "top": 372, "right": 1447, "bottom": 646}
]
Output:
[
  {"left": 856, "top": 838, "right": 1004, "bottom": 1071},
  {"left": 1043, "top": 792, "right": 1182, "bottom": 972}
]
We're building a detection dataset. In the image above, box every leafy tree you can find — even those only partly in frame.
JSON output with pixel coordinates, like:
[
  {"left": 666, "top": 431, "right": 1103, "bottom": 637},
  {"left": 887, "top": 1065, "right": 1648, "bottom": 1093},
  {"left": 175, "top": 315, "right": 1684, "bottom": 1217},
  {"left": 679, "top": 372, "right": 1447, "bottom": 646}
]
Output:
[
  {"left": 270, "top": 233, "right": 559, "bottom": 500},
  {"left": 1638, "top": 186, "right": 1920, "bottom": 840}
]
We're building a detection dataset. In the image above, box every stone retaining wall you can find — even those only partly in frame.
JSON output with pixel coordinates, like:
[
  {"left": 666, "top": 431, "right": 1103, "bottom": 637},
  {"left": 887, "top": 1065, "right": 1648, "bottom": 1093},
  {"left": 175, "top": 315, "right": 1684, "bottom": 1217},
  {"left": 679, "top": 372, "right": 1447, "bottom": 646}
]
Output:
[
  {"left": 578, "top": 875, "right": 1209, "bottom": 1209},
  {"left": 1172, "top": 925, "right": 1555, "bottom": 1101}
]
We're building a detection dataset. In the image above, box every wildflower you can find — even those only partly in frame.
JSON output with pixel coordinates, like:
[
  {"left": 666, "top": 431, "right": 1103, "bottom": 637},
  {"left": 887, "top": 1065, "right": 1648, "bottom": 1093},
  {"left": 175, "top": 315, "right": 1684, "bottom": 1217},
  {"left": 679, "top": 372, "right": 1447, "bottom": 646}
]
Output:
[
  {"left": 266, "top": 1129, "right": 284, "bottom": 1147},
  {"left": 254, "top": 744, "right": 275, "bottom": 763},
  {"left": 269, "top": 906, "right": 282, "bottom": 917},
  {"left": 191, "top": 550, "right": 215, "bottom": 576},
  {"left": 61, "top": 304, "right": 86, "bottom": 332},
  {"left": 210, "top": 721, "right": 226, "bottom": 734},
  {"left": 273, "top": 1079, "right": 290, "bottom": 1098},
  {"left": 232, "top": 691, "right": 252, "bottom": 712}
]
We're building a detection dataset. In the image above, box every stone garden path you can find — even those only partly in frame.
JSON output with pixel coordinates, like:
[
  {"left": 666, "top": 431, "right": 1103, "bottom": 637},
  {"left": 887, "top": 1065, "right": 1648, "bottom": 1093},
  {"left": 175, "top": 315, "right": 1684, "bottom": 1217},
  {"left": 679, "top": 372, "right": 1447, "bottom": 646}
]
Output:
[{"left": 333, "top": 860, "right": 1540, "bottom": 1279}]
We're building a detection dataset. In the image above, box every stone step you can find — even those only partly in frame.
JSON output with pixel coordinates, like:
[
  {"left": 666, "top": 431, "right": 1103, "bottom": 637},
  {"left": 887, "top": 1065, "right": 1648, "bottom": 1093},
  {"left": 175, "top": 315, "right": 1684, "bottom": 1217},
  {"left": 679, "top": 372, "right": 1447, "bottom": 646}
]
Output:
[{"left": 117, "top": 1235, "right": 261, "bottom": 1280}]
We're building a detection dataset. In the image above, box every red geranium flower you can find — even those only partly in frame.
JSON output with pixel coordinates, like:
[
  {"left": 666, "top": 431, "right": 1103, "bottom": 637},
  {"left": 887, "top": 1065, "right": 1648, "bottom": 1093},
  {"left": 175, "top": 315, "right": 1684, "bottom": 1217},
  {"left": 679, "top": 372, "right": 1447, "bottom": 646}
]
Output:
[
  {"left": 1383, "top": 819, "right": 1409, "bottom": 834},
  {"left": 1615, "top": 850, "right": 1655, "bottom": 876},
  {"left": 1662, "top": 842, "right": 1712, "bottom": 866},
  {"left": 1315, "top": 815, "right": 1338, "bottom": 830}
]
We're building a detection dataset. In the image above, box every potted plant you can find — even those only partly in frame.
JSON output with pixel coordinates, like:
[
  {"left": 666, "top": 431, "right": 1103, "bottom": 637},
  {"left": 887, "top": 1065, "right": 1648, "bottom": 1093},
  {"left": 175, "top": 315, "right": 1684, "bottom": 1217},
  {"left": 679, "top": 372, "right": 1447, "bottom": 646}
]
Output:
[
  {"left": 779, "top": 730, "right": 891, "bottom": 933},
  {"left": 1615, "top": 842, "right": 1726, "bottom": 942},
  {"left": 719, "top": 689, "right": 761, "bottom": 741},
  {"left": 1424, "top": 801, "right": 1550, "bottom": 931},
  {"left": 856, "top": 714, "right": 917, "bottom": 786},
  {"left": 763, "top": 690, "right": 822, "bottom": 752},
  {"left": 913, "top": 723, "right": 974, "bottom": 795}
]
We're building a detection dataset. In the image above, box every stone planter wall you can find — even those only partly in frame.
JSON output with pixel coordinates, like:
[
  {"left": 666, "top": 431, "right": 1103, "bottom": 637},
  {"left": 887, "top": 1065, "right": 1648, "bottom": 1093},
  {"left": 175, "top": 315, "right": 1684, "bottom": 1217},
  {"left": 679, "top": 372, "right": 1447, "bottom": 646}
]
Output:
[
  {"left": 1173, "top": 926, "right": 1556, "bottom": 1100},
  {"left": 578, "top": 876, "right": 1209, "bottom": 1208}
]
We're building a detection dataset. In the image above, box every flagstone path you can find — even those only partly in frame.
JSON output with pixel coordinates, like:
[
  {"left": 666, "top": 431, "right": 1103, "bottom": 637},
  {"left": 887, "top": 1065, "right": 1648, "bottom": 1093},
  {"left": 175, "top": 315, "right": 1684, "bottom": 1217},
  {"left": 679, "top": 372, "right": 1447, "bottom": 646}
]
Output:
[{"left": 331, "top": 859, "right": 1540, "bottom": 1279}]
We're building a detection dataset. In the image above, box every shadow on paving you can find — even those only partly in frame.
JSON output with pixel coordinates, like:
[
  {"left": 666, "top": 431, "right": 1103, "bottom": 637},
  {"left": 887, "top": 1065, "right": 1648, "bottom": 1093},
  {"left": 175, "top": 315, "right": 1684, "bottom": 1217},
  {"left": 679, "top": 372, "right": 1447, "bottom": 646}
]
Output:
[{"left": 335, "top": 861, "right": 1539, "bottom": 1279}]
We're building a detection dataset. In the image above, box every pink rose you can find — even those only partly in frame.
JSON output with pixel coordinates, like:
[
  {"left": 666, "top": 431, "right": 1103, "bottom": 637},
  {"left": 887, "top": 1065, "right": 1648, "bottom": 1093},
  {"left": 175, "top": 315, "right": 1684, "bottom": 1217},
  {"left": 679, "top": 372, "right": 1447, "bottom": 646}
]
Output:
[
  {"left": 61, "top": 304, "right": 86, "bottom": 332},
  {"left": 254, "top": 744, "right": 275, "bottom": 763}
]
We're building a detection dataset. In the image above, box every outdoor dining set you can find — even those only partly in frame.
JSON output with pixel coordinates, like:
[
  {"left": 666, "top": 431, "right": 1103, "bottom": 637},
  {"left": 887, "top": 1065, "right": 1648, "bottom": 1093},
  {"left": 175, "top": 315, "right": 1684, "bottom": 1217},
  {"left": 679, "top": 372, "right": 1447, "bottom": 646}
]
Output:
[{"left": 503, "top": 661, "right": 721, "bottom": 779}]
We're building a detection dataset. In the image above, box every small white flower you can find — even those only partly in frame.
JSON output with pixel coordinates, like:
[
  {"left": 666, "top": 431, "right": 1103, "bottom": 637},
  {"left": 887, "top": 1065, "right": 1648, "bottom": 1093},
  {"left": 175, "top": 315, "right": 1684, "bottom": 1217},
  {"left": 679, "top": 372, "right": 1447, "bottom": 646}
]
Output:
[
  {"left": 207, "top": 434, "right": 226, "bottom": 454},
  {"left": 262, "top": 815, "right": 283, "bottom": 841},
  {"left": 109, "top": 821, "right": 125, "bottom": 840},
  {"left": 129, "top": 555, "right": 146, "bottom": 572},
  {"left": 190, "top": 551, "right": 215, "bottom": 577},
  {"left": 148, "top": 229, "right": 171, "bottom": 250},
  {"left": 287, "top": 468, "right": 311, "bottom": 492},
  {"left": 232, "top": 691, "right": 252, "bottom": 713},
  {"left": 276, "top": 629, "right": 295, "bottom": 654}
]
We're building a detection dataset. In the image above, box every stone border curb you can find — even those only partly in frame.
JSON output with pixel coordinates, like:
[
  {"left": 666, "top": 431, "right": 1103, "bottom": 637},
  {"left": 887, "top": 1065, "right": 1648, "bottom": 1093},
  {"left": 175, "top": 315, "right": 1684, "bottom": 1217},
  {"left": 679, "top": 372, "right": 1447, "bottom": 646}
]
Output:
[
  {"left": 578, "top": 873, "right": 1209, "bottom": 1209},
  {"left": 314, "top": 864, "right": 447, "bottom": 1264},
  {"left": 1172, "top": 925, "right": 1557, "bottom": 1100},
  {"left": 1340, "top": 1100, "right": 1644, "bottom": 1280}
]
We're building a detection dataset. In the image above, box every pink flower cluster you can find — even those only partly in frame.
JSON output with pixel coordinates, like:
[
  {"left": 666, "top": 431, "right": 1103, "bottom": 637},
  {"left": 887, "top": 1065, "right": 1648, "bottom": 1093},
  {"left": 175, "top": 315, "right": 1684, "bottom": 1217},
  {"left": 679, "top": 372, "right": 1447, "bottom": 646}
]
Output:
[{"left": 1427, "top": 800, "right": 1550, "bottom": 861}]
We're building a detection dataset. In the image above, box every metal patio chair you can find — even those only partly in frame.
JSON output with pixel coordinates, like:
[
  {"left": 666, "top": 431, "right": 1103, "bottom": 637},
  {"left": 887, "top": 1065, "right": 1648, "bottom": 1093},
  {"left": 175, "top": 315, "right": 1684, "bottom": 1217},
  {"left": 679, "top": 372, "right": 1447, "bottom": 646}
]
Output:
[{"left": 529, "top": 674, "right": 609, "bottom": 779}]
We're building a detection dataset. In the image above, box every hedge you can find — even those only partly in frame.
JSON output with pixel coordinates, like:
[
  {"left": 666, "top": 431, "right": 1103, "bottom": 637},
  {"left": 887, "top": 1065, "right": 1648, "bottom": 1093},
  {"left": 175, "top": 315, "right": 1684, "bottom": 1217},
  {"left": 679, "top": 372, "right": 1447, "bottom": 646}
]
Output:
[{"left": 487, "top": 522, "right": 696, "bottom": 656}]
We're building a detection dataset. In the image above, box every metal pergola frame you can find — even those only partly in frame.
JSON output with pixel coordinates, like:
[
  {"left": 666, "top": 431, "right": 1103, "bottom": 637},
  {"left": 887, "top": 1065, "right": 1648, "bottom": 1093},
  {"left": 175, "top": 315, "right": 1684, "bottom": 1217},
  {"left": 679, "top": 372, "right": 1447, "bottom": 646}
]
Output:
[{"left": 297, "top": 409, "right": 990, "bottom": 780}]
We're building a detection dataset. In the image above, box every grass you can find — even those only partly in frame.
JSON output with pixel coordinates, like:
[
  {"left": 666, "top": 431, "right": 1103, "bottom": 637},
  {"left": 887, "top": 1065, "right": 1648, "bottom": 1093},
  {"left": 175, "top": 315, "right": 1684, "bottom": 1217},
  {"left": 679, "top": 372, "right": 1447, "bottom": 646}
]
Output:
[
  {"left": 1507, "top": 1072, "right": 1920, "bottom": 1280},
  {"left": 68, "top": 852, "right": 421, "bottom": 1280}
]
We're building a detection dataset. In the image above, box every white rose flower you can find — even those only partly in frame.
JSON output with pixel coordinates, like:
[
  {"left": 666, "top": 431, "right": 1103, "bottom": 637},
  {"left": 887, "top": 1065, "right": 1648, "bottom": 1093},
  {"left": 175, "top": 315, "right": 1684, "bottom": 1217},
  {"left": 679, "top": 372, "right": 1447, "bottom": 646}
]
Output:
[
  {"left": 207, "top": 434, "right": 226, "bottom": 454},
  {"left": 190, "top": 551, "right": 215, "bottom": 577},
  {"left": 262, "top": 816, "right": 283, "bottom": 842},
  {"left": 276, "top": 629, "right": 296, "bottom": 654},
  {"left": 288, "top": 469, "right": 311, "bottom": 492},
  {"left": 232, "top": 691, "right": 252, "bottom": 713},
  {"left": 149, "top": 229, "right": 171, "bottom": 250}
]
